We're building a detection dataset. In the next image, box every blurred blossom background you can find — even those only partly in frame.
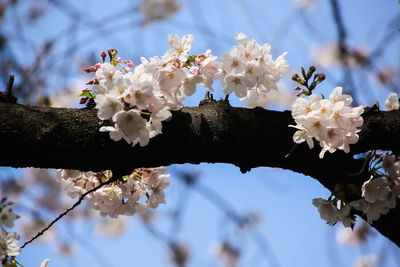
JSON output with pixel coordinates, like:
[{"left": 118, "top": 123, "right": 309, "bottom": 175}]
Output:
[{"left": 0, "top": 0, "right": 399, "bottom": 266}]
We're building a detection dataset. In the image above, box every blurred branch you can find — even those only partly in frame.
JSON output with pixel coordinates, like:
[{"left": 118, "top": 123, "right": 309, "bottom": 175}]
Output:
[
  {"left": 329, "top": 0, "right": 347, "bottom": 51},
  {"left": 193, "top": 181, "right": 281, "bottom": 266}
]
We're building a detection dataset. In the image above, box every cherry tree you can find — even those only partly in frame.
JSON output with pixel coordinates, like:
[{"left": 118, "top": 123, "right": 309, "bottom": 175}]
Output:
[{"left": 0, "top": 0, "right": 399, "bottom": 266}]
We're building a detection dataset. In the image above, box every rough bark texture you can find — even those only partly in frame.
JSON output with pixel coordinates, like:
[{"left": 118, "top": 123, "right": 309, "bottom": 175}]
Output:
[{"left": 1, "top": 100, "right": 400, "bottom": 246}]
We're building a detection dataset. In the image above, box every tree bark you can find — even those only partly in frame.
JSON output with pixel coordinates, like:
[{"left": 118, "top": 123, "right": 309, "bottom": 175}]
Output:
[{"left": 1, "top": 100, "right": 400, "bottom": 246}]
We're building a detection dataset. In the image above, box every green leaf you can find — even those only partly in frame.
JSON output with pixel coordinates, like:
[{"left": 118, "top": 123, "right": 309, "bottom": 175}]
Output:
[{"left": 79, "top": 91, "right": 92, "bottom": 98}]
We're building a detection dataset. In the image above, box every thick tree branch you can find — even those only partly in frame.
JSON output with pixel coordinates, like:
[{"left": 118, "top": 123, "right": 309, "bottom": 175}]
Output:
[{"left": 1, "top": 100, "right": 400, "bottom": 246}]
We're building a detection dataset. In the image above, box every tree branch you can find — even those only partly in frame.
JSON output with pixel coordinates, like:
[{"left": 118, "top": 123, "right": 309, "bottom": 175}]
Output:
[{"left": 1, "top": 100, "right": 400, "bottom": 246}]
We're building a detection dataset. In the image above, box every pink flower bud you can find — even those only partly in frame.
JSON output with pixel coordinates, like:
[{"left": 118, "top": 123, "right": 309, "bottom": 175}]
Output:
[
  {"left": 115, "top": 57, "right": 122, "bottom": 63},
  {"left": 190, "top": 66, "right": 201, "bottom": 75},
  {"left": 83, "top": 68, "right": 91, "bottom": 73},
  {"left": 296, "top": 89, "right": 305, "bottom": 97},
  {"left": 124, "top": 60, "right": 134, "bottom": 68},
  {"left": 90, "top": 63, "right": 101, "bottom": 72},
  {"left": 195, "top": 57, "right": 203, "bottom": 65}
]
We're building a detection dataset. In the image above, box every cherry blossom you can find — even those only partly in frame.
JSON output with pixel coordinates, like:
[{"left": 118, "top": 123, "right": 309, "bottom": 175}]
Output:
[
  {"left": 336, "top": 226, "right": 367, "bottom": 246},
  {"left": 95, "top": 217, "right": 126, "bottom": 237},
  {"left": 0, "top": 206, "right": 19, "bottom": 229},
  {"left": 361, "top": 176, "right": 391, "bottom": 203},
  {"left": 217, "top": 32, "right": 288, "bottom": 102},
  {"left": 385, "top": 92, "right": 399, "bottom": 111},
  {"left": 139, "top": 0, "right": 180, "bottom": 26},
  {"left": 312, "top": 198, "right": 354, "bottom": 227},
  {"left": 95, "top": 94, "right": 124, "bottom": 120},
  {"left": 147, "top": 174, "right": 170, "bottom": 208},
  {"left": 58, "top": 168, "right": 170, "bottom": 218},
  {"left": 163, "top": 34, "right": 194, "bottom": 62},
  {"left": 350, "top": 197, "right": 396, "bottom": 224},
  {"left": 40, "top": 259, "right": 50, "bottom": 267},
  {"left": 0, "top": 230, "right": 21, "bottom": 260},
  {"left": 112, "top": 110, "right": 150, "bottom": 147},
  {"left": 353, "top": 254, "right": 377, "bottom": 267},
  {"left": 214, "top": 242, "right": 240, "bottom": 267},
  {"left": 312, "top": 198, "right": 341, "bottom": 226},
  {"left": 290, "top": 86, "right": 364, "bottom": 158}
]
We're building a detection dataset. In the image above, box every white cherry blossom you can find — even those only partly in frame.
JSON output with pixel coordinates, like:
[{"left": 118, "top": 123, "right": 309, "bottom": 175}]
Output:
[
  {"left": 312, "top": 198, "right": 354, "bottom": 227},
  {"left": 290, "top": 124, "right": 314, "bottom": 149},
  {"left": 312, "top": 198, "right": 340, "bottom": 226},
  {"left": 199, "top": 55, "right": 219, "bottom": 91},
  {"left": 163, "top": 34, "right": 194, "bottom": 62},
  {"left": 147, "top": 174, "right": 170, "bottom": 208},
  {"left": 361, "top": 177, "right": 391, "bottom": 203},
  {"left": 182, "top": 74, "right": 203, "bottom": 96},
  {"left": 290, "top": 87, "right": 364, "bottom": 158},
  {"left": 95, "top": 94, "right": 124, "bottom": 120},
  {"left": 382, "top": 154, "right": 400, "bottom": 179},
  {"left": 222, "top": 74, "right": 249, "bottom": 98},
  {"left": 40, "top": 259, "right": 50, "bottom": 267},
  {"left": 139, "top": 0, "right": 180, "bottom": 26},
  {"left": 124, "top": 80, "right": 157, "bottom": 110},
  {"left": 0, "top": 207, "right": 19, "bottom": 228},
  {"left": 113, "top": 110, "right": 150, "bottom": 147},
  {"left": 329, "top": 86, "right": 353, "bottom": 105},
  {"left": 385, "top": 92, "right": 399, "bottom": 111},
  {"left": 220, "top": 53, "right": 246, "bottom": 75},
  {"left": 0, "top": 230, "right": 21, "bottom": 260},
  {"left": 95, "top": 63, "right": 118, "bottom": 90}
]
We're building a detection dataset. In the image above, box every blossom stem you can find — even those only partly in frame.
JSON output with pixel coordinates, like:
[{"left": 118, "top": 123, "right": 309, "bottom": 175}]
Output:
[{"left": 20, "top": 175, "right": 118, "bottom": 249}]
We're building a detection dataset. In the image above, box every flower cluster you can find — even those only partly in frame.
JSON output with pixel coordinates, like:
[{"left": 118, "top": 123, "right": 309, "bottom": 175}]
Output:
[
  {"left": 353, "top": 153, "right": 400, "bottom": 223},
  {"left": 216, "top": 32, "right": 288, "bottom": 100},
  {"left": 290, "top": 86, "right": 364, "bottom": 158},
  {"left": 312, "top": 198, "right": 354, "bottom": 227},
  {"left": 58, "top": 167, "right": 170, "bottom": 218},
  {"left": 83, "top": 34, "right": 219, "bottom": 147},
  {"left": 0, "top": 199, "right": 21, "bottom": 264},
  {"left": 313, "top": 152, "right": 400, "bottom": 227},
  {"left": 312, "top": 92, "right": 400, "bottom": 227}
]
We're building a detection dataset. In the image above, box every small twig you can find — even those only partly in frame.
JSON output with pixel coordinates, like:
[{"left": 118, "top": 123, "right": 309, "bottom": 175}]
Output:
[
  {"left": 199, "top": 91, "right": 216, "bottom": 106},
  {"left": 329, "top": 0, "right": 347, "bottom": 51},
  {"left": 0, "top": 75, "right": 17, "bottom": 103},
  {"left": 285, "top": 143, "right": 298, "bottom": 159},
  {"left": 5, "top": 75, "right": 15, "bottom": 95},
  {"left": 223, "top": 94, "right": 229, "bottom": 103},
  {"left": 20, "top": 176, "right": 117, "bottom": 249},
  {"left": 345, "top": 151, "right": 373, "bottom": 177}
]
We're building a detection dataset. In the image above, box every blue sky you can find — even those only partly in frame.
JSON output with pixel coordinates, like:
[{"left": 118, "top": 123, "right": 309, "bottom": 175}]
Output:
[{"left": 2, "top": 0, "right": 400, "bottom": 266}]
